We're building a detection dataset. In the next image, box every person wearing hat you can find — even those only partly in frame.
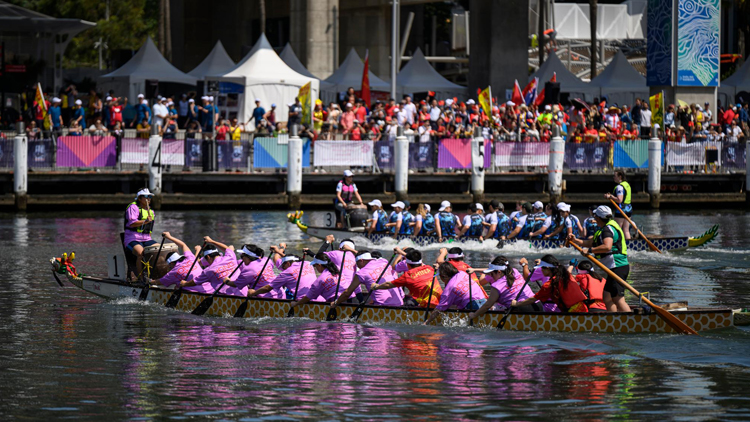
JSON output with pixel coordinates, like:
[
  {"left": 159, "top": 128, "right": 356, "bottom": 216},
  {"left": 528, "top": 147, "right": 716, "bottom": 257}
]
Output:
[
  {"left": 506, "top": 202, "right": 533, "bottom": 240},
  {"left": 133, "top": 97, "right": 150, "bottom": 128},
  {"left": 568, "top": 205, "right": 631, "bottom": 312},
  {"left": 529, "top": 203, "right": 563, "bottom": 241},
  {"left": 312, "top": 99, "right": 325, "bottom": 134},
  {"left": 510, "top": 255, "right": 589, "bottom": 313},
  {"left": 529, "top": 201, "right": 548, "bottom": 237},
  {"left": 485, "top": 200, "right": 511, "bottom": 240},
  {"left": 150, "top": 231, "right": 206, "bottom": 292},
  {"left": 386, "top": 201, "right": 406, "bottom": 238},
  {"left": 49, "top": 97, "right": 63, "bottom": 134},
  {"left": 72, "top": 99, "right": 86, "bottom": 129},
  {"left": 180, "top": 235, "right": 246, "bottom": 296},
  {"left": 335, "top": 170, "right": 364, "bottom": 228},
  {"left": 604, "top": 170, "right": 633, "bottom": 239},
  {"left": 400, "top": 200, "right": 415, "bottom": 235},
  {"left": 246, "top": 243, "right": 315, "bottom": 300},
  {"left": 434, "top": 200, "right": 461, "bottom": 242},
  {"left": 199, "top": 96, "right": 217, "bottom": 136},
  {"left": 223, "top": 244, "right": 280, "bottom": 298},
  {"left": 331, "top": 248, "right": 404, "bottom": 308},
  {"left": 467, "top": 256, "right": 544, "bottom": 320},
  {"left": 124, "top": 188, "right": 157, "bottom": 279},
  {"left": 459, "top": 203, "right": 486, "bottom": 239},
  {"left": 370, "top": 248, "right": 440, "bottom": 308},
  {"left": 365, "top": 199, "right": 389, "bottom": 234},
  {"left": 152, "top": 96, "right": 169, "bottom": 134},
  {"left": 247, "top": 98, "right": 266, "bottom": 129}
]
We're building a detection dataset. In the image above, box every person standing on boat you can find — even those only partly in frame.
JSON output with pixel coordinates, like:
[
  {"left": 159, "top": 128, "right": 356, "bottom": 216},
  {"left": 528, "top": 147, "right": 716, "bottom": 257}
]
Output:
[
  {"left": 435, "top": 200, "right": 462, "bottom": 242},
  {"left": 182, "top": 237, "right": 243, "bottom": 296},
  {"left": 484, "top": 200, "right": 511, "bottom": 240},
  {"left": 335, "top": 170, "right": 364, "bottom": 228},
  {"left": 386, "top": 201, "right": 406, "bottom": 238},
  {"left": 411, "top": 204, "right": 436, "bottom": 238},
  {"left": 468, "top": 256, "right": 543, "bottom": 321},
  {"left": 506, "top": 202, "right": 533, "bottom": 240},
  {"left": 424, "top": 262, "right": 488, "bottom": 324},
  {"left": 511, "top": 255, "right": 589, "bottom": 313},
  {"left": 289, "top": 253, "right": 348, "bottom": 310},
  {"left": 458, "top": 203, "right": 486, "bottom": 239},
  {"left": 247, "top": 243, "right": 316, "bottom": 299},
  {"left": 124, "top": 188, "right": 157, "bottom": 279},
  {"left": 224, "top": 244, "right": 279, "bottom": 298},
  {"left": 365, "top": 199, "right": 389, "bottom": 234},
  {"left": 567, "top": 206, "right": 631, "bottom": 312},
  {"left": 371, "top": 249, "right": 440, "bottom": 307},
  {"left": 151, "top": 232, "right": 207, "bottom": 292},
  {"left": 605, "top": 170, "right": 633, "bottom": 239}
]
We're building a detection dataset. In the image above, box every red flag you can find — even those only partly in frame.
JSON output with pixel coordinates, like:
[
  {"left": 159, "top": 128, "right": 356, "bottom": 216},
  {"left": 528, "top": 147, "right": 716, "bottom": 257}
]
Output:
[
  {"left": 534, "top": 87, "right": 546, "bottom": 107},
  {"left": 511, "top": 80, "right": 524, "bottom": 105},
  {"left": 361, "top": 49, "right": 371, "bottom": 108},
  {"left": 550, "top": 72, "right": 557, "bottom": 83}
]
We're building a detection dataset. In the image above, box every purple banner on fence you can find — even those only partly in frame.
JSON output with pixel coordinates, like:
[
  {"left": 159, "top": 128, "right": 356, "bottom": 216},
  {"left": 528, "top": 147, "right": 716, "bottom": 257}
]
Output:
[
  {"left": 28, "top": 139, "right": 53, "bottom": 168},
  {"left": 185, "top": 139, "right": 203, "bottom": 167},
  {"left": 438, "top": 139, "right": 471, "bottom": 169},
  {"left": 411, "top": 142, "right": 436, "bottom": 169},
  {"left": 722, "top": 142, "right": 746, "bottom": 169},
  {"left": 217, "top": 140, "right": 250, "bottom": 169},
  {"left": 564, "top": 143, "right": 610, "bottom": 170},
  {"left": 57, "top": 136, "right": 116, "bottom": 167},
  {"left": 0, "top": 138, "right": 13, "bottom": 168},
  {"left": 375, "top": 140, "right": 394, "bottom": 169}
]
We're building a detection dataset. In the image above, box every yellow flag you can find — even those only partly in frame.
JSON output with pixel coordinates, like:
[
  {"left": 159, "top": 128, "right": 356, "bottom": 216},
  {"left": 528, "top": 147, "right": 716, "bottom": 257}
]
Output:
[
  {"left": 650, "top": 92, "right": 664, "bottom": 128},
  {"left": 478, "top": 86, "right": 492, "bottom": 120},
  {"left": 35, "top": 83, "right": 51, "bottom": 130},
  {"left": 298, "top": 81, "right": 312, "bottom": 126}
]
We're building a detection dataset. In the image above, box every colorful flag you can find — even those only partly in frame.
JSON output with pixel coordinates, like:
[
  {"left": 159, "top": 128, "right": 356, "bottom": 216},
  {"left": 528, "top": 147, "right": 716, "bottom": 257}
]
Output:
[
  {"left": 361, "top": 49, "right": 371, "bottom": 108},
  {"left": 522, "top": 78, "right": 538, "bottom": 106},
  {"left": 478, "top": 86, "right": 493, "bottom": 119},
  {"left": 550, "top": 72, "right": 557, "bottom": 83},
  {"left": 511, "top": 80, "right": 524, "bottom": 105},
  {"left": 298, "top": 81, "right": 312, "bottom": 126},
  {"left": 650, "top": 91, "right": 664, "bottom": 128},
  {"left": 35, "top": 83, "right": 50, "bottom": 130}
]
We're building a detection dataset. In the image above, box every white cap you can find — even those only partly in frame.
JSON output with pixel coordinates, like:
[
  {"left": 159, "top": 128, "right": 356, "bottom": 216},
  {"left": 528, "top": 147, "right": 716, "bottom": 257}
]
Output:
[
  {"left": 208, "top": 96, "right": 214, "bottom": 101},
  {"left": 391, "top": 201, "right": 405, "bottom": 209},
  {"left": 52, "top": 97, "right": 61, "bottom": 103},
  {"left": 106, "top": 96, "right": 112, "bottom": 101},
  {"left": 189, "top": 98, "right": 195, "bottom": 103},
  {"left": 467, "top": 99, "right": 475, "bottom": 105},
  {"left": 532, "top": 201, "right": 543, "bottom": 209},
  {"left": 138, "top": 93, "right": 144, "bottom": 98},
  {"left": 439, "top": 200, "right": 451, "bottom": 212},
  {"left": 393, "top": 107, "right": 400, "bottom": 112},
  {"left": 343, "top": 169, "right": 354, "bottom": 177},
  {"left": 355, "top": 252, "right": 374, "bottom": 261},
  {"left": 271, "top": 103, "right": 277, "bottom": 107},
  {"left": 424, "top": 204, "right": 431, "bottom": 213},
  {"left": 557, "top": 202, "right": 571, "bottom": 212},
  {"left": 75, "top": 99, "right": 82, "bottom": 105},
  {"left": 166, "top": 253, "right": 183, "bottom": 265},
  {"left": 475, "top": 203, "right": 484, "bottom": 211},
  {"left": 506, "top": 101, "right": 516, "bottom": 107},
  {"left": 445, "top": 99, "right": 454, "bottom": 106},
  {"left": 135, "top": 188, "right": 154, "bottom": 199},
  {"left": 346, "top": 103, "right": 353, "bottom": 108},
  {"left": 339, "top": 240, "right": 355, "bottom": 251},
  {"left": 594, "top": 205, "right": 613, "bottom": 218},
  {"left": 287, "top": 102, "right": 294, "bottom": 107},
  {"left": 654, "top": 123, "right": 660, "bottom": 129},
  {"left": 545, "top": 105, "right": 552, "bottom": 110},
  {"left": 201, "top": 96, "right": 209, "bottom": 101},
  {"left": 255, "top": 98, "right": 261, "bottom": 102},
  {"left": 368, "top": 199, "right": 382, "bottom": 207},
  {"left": 141, "top": 99, "right": 149, "bottom": 105}
]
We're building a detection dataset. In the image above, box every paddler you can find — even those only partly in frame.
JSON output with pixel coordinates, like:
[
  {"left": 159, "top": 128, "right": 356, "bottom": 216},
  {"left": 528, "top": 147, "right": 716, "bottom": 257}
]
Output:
[
  {"left": 289, "top": 253, "right": 348, "bottom": 310},
  {"left": 181, "top": 236, "right": 243, "bottom": 295},
  {"left": 567, "top": 205, "right": 631, "bottom": 312},
  {"left": 467, "top": 256, "right": 543, "bottom": 321},
  {"left": 411, "top": 204, "right": 436, "bottom": 238},
  {"left": 224, "top": 244, "right": 279, "bottom": 298},
  {"left": 370, "top": 248, "right": 440, "bottom": 307},
  {"left": 151, "top": 232, "right": 206, "bottom": 292},
  {"left": 511, "top": 255, "right": 590, "bottom": 313},
  {"left": 424, "top": 262, "right": 487, "bottom": 324},
  {"left": 605, "top": 170, "right": 633, "bottom": 239},
  {"left": 247, "top": 243, "right": 316, "bottom": 299},
  {"left": 365, "top": 199, "right": 389, "bottom": 234},
  {"left": 124, "top": 188, "right": 157, "bottom": 280},
  {"left": 570, "top": 260, "right": 607, "bottom": 312},
  {"left": 400, "top": 201, "right": 415, "bottom": 236},
  {"left": 335, "top": 169, "right": 364, "bottom": 228},
  {"left": 385, "top": 201, "right": 406, "bottom": 238},
  {"left": 458, "top": 203, "right": 485, "bottom": 239},
  {"left": 484, "top": 200, "right": 511, "bottom": 240},
  {"left": 582, "top": 205, "right": 598, "bottom": 239},
  {"left": 506, "top": 202, "right": 533, "bottom": 240},
  {"left": 435, "top": 200, "right": 462, "bottom": 242},
  {"left": 331, "top": 249, "right": 404, "bottom": 308},
  {"left": 314, "top": 235, "right": 359, "bottom": 295},
  {"left": 436, "top": 247, "right": 482, "bottom": 286}
]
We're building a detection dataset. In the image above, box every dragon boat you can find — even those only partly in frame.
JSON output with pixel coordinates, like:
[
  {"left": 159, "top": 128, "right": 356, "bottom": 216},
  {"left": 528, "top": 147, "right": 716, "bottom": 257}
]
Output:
[
  {"left": 49, "top": 251, "right": 745, "bottom": 334},
  {"left": 287, "top": 211, "right": 719, "bottom": 252}
]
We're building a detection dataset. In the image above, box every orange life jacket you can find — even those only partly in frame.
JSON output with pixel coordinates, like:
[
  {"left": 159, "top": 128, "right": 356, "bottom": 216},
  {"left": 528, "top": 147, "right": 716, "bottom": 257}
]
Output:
[{"left": 576, "top": 273, "right": 606, "bottom": 303}]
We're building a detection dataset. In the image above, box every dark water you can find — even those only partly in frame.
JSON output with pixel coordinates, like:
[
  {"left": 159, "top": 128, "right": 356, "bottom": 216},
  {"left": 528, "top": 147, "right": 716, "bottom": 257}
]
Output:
[{"left": 2, "top": 209, "right": 750, "bottom": 420}]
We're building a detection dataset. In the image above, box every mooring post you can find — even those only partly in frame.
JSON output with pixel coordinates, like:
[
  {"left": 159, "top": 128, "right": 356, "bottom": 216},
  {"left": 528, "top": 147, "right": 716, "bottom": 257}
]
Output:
[
  {"left": 648, "top": 137, "right": 663, "bottom": 209},
  {"left": 288, "top": 124, "right": 302, "bottom": 209},
  {"left": 471, "top": 126, "right": 485, "bottom": 203},
  {"left": 394, "top": 126, "right": 409, "bottom": 201}
]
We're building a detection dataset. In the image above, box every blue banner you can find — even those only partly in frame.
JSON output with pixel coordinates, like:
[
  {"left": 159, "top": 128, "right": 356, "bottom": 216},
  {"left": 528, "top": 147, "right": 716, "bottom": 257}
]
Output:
[
  {"left": 564, "top": 143, "right": 610, "bottom": 170},
  {"left": 253, "top": 137, "right": 310, "bottom": 168},
  {"left": 28, "top": 139, "right": 53, "bottom": 168},
  {"left": 613, "top": 140, "right": 663, "bottom": 169},
  {"left": 647, "top": 0, "right": 673, "bottom": 86},
  {"left": 0, "top": 138, "right": 13, "bottom": 168},
  {"left": 721, "top": 142, "right": 746, "bottom": 169},
  {"left": 217, "top": 140, "right": 250, "bottom": 170}
]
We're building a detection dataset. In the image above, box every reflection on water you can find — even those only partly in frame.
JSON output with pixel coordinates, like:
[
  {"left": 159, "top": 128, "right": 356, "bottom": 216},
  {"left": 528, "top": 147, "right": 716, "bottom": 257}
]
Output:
[{"left": 1, "top": 210, "right": 750, "bottom": 419}]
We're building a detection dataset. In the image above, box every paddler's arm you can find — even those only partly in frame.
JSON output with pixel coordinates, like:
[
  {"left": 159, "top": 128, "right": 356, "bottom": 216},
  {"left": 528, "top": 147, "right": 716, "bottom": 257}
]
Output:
[
  {"left": 331, "top": 276, "right": 361, "bottom": 308},
  {"left": 506, "top": 224, "right": 522, "bottom": 240},
  {"left": 512, "top": 296, "right": 536, "bottom": 308},
  {"left": 466, "top": 268, "right": 489, "bottom": 285},
  {"left": 270, "top": 243, "right": 286, "bottom": 262},
  {"left": 247, "top": 284, "right": 273, "bottom": 297},
  {"left": 568, "top": 234, "right": 610, "bottom": 254},
  {"left": 392, "top": 247, "right": 407, "bottom": 266},
  {"left": 336, "top": 190, "right": 346, "bottom": 206},
  {"left": 162, "top": 232, "right": 189, "bottom": 254},
  {"left": 435, "top": 218, "right": 443, "bottom": 242},
  {"left": 436, "top": 247, "right": 448, "bottom": 264},
  {"left": 543, "top": 224, "right": 565, "bottom": 240},
  {"left": 411, "top": 219, "right": 423, "bottom": 238},
  {"left": 180, "top": 279, "right": 197, "bottom": 287},
  {"left": 370, "top": 281, "right": 395, "bottom": 291},
  {"left": 468, "top": 287, "right": 500, "bottom": 320},
  {"left": 486, "top": 222, "right": 497, "bottom": 239},
  {"left": 519, "top": 258, "right": 531, "bottom": 281},
  {"left": 393, "top": 218, "right": 402, "bottom": 238},
  {"left": 424, "top": 308, "right": 442, "bottom": 325},
  {"left": 340, "top": 243, "right": 357, "bottom": 254},
  {"left": 290, "top": 295, "right": 312, "bottom": 309},
  {"left": 319, "top": 235, "right": 336, "bottom": 254},
  {"left": 204, "top": 236, "right": 228, "bottom": 252}
]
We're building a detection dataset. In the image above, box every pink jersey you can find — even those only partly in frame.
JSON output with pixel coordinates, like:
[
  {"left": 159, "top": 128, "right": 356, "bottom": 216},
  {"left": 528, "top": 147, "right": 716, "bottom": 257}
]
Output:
[
  {"left": 435, "top": 272, "right": 488, "bottom": 311},
  {"left": 123, "top": 203, "right": 153, "bottom": 245},
  {"left": 486, "top": 268, "right": 534, "bottom": 309},
  {"left": 394, "top": 260, "right": 409, "bottom": 273},
  {"left": 158, "top": 251, "right": 211, "bottom": 293},
  {"left": 271, "top": 259, "right": 317, "bottom": 299},
  {"left": 235, "top": 257, "right": 280, "bottom": 298},
  {"left": 192, "top": 249, "right": 245, "bottom": 296},
  {"left": 356, "top": 259, "right": 403, "bottom": 306},
  {"left": 325, "top": 250, "right": 361, "bottom": 293},
  {"left": 305, "top": 269, "right": 351, "bottom": 302}
]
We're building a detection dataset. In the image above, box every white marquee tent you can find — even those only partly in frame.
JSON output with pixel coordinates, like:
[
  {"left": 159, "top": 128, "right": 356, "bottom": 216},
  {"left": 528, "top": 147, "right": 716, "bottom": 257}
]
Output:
[
  {"left": 323, "top": 49, "right": 390, "bottom": 100},
  {"left": 205, "top": 34, "right": 319, "bottom": 130},
  {"left": 397, "top": 48, "right": 467, "bottom": 100},
  {"left": 99, "top": 37, "right": 197, "bottom": 102},
  {"left": 187, "top": 40, "right": 235, "bottom": 78}
]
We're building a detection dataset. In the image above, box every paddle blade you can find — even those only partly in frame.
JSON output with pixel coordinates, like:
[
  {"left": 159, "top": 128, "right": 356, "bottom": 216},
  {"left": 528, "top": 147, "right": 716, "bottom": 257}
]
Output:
[
  {"left": 233, "top": 301, "right": 248, "bottom": 318},
  {"left": 138, "top": 285, "right": 150, "bottom": 301},
  {"left": 287, "top": 307, "right": 295, "bottom": 317},
  {"left": 650, "top": 303, "right": 699, "bottom": 335},
  {"left": 350, "top": 307, "right": 363, "bottom": 321},
  {"left": 165, "top": 289, "right": 182, "bottom": 309},
  {"left": 496, "top": 314, "right": 510, "bottom": 330},
  {"left": 326, "top": 307, "right": 338, "bottom": 321},
  {"left": 191, "top": 296, "right": 214, "bottom": 316}
]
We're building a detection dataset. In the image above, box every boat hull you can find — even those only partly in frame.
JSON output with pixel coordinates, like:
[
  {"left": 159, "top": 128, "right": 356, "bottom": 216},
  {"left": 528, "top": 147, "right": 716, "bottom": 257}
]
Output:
[{"left": 65, "top": 275, "right": 734, "bottom": 334}]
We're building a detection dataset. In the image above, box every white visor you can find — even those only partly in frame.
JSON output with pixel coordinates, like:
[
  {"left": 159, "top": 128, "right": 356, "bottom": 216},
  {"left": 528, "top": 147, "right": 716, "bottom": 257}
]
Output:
[
  {"left": 483, "top": 263, "right": 508, "bottom": 274},
  {"left": 404, "top": 259, "right": 423, "bottom": 265},
  {"left": 135, "top": 188, "right": 153, "bottom": 199},
  {"left": 339, "top": 241, "right": 355, "bottom": 251},
  {"left": 446, "top": 253, "right": 464, "bottom": 259},
  {"left": 535, "top": 260, "right": 557, "bottom": 269},
  {"left": 166, "top": 254, "right": 183, "bottom": 264},
  {"left": 310, "top": 258, "right": 328, "bottom": 266},
  {"left": 239, "top": 247, "right": 258, "bottom": 259},
  {"left": 202, "top": 248, "right": 219, "bottom": 257},
  {"left": 281, "top": 255, "right": 300, "bottom": 264},
  {"left": 356, "top": 252, "right": 374, "bottom": 261}
]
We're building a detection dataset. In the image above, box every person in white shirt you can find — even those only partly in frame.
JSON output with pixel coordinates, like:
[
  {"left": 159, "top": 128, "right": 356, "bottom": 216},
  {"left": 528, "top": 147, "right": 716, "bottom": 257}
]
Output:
[
  {"left": 396, "top": 107, "right": 408, "bottom": 127},
  {"left": 429, "top": 100, "right": 441, "bottom": 126},
  {"left": 703, "top": 101, "right": 712, "bottom": 124},
  {"left": 727, "top": 121, "right": 743, "bottom": 140},
  {"left": 402, "top": 96, "right": 417, "bottom": 125},
  {"left": 152, "top": 97, "right": 169, "bottom": 132},
  {"left": 639, "top": 103, "right": 652, "bottom": 138},
  {"left": 418, "top": 120, "right": 432, "bottom": 142},
  {"left": 386, "top": 119, "right": 398, "bottom": 141}
]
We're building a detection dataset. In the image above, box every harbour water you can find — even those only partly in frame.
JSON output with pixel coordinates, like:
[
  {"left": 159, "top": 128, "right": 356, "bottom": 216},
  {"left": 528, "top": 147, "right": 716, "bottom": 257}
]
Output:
[{"left": 1, "top": 209, "right": 750, "bottom": 420}]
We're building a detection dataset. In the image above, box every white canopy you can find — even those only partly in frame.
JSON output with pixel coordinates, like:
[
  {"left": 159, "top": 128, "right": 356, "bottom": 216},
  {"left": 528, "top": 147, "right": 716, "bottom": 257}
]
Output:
[
  {"left": 589, "top": 50, "right": 648, "bottom": 107},
  {"left": 323, "top": 49, "right": 390, "bottom": 99},
  {"left": 397, "top": 48, "right": 467, "bottom": 100},
  {"left": 99, "top": 37, "right": 197, "bottom": 101},
  {"left": 187, "top": 40, "right": 235, "bottom": 78},
  {"left": 205, "top": 34, "right": 319, "bottom": 130},
  {"left": 720, "top": 59, "right": 750, "bottom": 108}
]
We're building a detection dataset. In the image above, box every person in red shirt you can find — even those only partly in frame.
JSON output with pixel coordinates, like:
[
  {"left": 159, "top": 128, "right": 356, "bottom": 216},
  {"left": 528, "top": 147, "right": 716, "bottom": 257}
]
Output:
[
  {"left": 215, "top": 118, "right": 229, "bottom": 140},
  {"left": 571, "top": 260, "right": 607, "bottom": 312},
  {"left": 723, "top": 107, "right": 736, "bottom": 128},
  {"left": 370, "top": 248, "right": 441, "bottom": 307},
  {"left": 385, "top": 98, "right": 397, "bottom": 118},
  {"left": 353, "top": 99, "right": 367, "bottom": 123},
  {"left": 512, "top": 255, "right": 589, "bottom": 312},
  {"left": 436, "top": 246, "right": 484, "bottom": 286},
  {"left": 109, "top": 98, "right": 123, "bottom": 130}
]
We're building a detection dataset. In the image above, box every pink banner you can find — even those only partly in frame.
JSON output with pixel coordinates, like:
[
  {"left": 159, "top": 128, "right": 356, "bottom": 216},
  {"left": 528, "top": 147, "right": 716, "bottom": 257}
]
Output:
[
  {"left": 494, "top": 142, "right": 549, "bottom": 167},
  {"left": 121, "top": 138, "right": 185, "bottom": 165},
  {"left": 437, "top": 139, "right": 492, "bottom": 169},
  {"left": 57, "top": 136, "right": 116, "bottom": 167}
]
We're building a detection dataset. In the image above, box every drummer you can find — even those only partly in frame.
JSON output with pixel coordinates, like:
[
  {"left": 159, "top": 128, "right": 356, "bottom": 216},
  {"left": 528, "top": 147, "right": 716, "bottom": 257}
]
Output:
[
  {"left": 335, "top": 169, "right": 364, "bottom": 228},
  {"left": 151, "top": 232, "right": 207, "bottom": 292},
  {"left": 605, "top": 170, "right": 632, "bottom": 239},
  {"left": 124, "top": 188, "right": 157, "bottom": 279}
]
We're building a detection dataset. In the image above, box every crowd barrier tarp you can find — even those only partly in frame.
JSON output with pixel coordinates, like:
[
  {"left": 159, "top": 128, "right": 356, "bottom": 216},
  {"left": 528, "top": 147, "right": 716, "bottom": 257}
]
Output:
[
  {"left": 721, "top": 141, "right": 746, "bottom": 169},
  {"left": 494, "top": 142, "right": 550, "bottom": 167},
  {"left": 314, "top": 140, "right": 373, "bottom": 167},
  {"left": 27, "top": 139, "right": 54, "bottom": 168},
  {"left": 612, "top": 140, "right": 661, "bottom": 168},
  {"left": 411, "top": 142, "right": 436, "bottom": 169},
  {"left": 185, "top": 139, "right": 202, "bottom": 167},
  {"left": 374, "top": 140, "right": 394, "bottom": 169},
  {"left": 0, "top": 138, "right": 12, "bottom": 168},
  {"left": 162, "top": 139, "right": 185, "bottom": 166},
  {"left": 121, "top": 138, "right": 186, "bottom": 166},
  {"left": 57, "top": 136, "right": 117, "bottom": 167},
  {"left": 438, "top": 139, "right": 471, "bottom": 169},
  {"left": 564, "top": 143, "right": 610, "bottom": 170},
  {"left": 665, "top": 141, "right": 722, "bottom": 166},
  {"left": 218, "top": 140, "right": 250, "bottom": 169},
  {"left": 253, "top": 137, "right": 311, "bottom": 168}
]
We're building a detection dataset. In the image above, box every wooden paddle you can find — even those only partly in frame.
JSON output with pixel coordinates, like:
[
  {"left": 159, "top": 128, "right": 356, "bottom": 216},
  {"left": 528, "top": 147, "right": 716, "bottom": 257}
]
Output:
[
  {"left": 423, "top": 273, "right": 439, "bottom": 322},
  {"left": 326, "top": 251, "right": 348, "bottom": 321},
  {"left": 138, "top": 236, "right": 165, "bottom": 301},
  {"left": 286, "top": 254, "right": 308, "bottom": 317},
  {"left": 165, "top": 242, "right": 206, "bottom": 309},
  {"left": 233, "top": 253, "right": 272, "bottom": 318},
  {"left": 567, "top": 241, "right": 698, "bottom": 334},
  {"left": 191, "top": 255, "right": 244, "bottom": 316},
  {"left": 349, "top": 254, "right": 397, "bottom": 322},
  {"left": 608, "top": 198, "right": 661, "bottom": 253}
]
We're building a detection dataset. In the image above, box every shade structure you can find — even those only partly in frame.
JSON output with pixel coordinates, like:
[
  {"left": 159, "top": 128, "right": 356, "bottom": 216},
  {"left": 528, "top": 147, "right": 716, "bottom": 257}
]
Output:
[
  {"left": 397, "top": 48, "right": 467, "bottom": 100},
  {"left": 279, "top": 43, "right": 335, "bottom": 101},
  {"left": 205, "top": 34, "right": 319, "bottom": 130},
  {"left": 323, "top": 49, "right": 390, "bottom": 99},
  {"left": 188, "top": 40, "right": 235, "bottom": 78},
  {"left": 589, "top": 50, "right": 648, "bottom": 107},
  {"left": 719, "top": 59, "right": 750, "bottom": 107},
  {"left": 99, "top": 37, "right": 197, "bottom": 102},
  {"left": 530, "top": 51, "right": 598, "bottom": 101}
]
